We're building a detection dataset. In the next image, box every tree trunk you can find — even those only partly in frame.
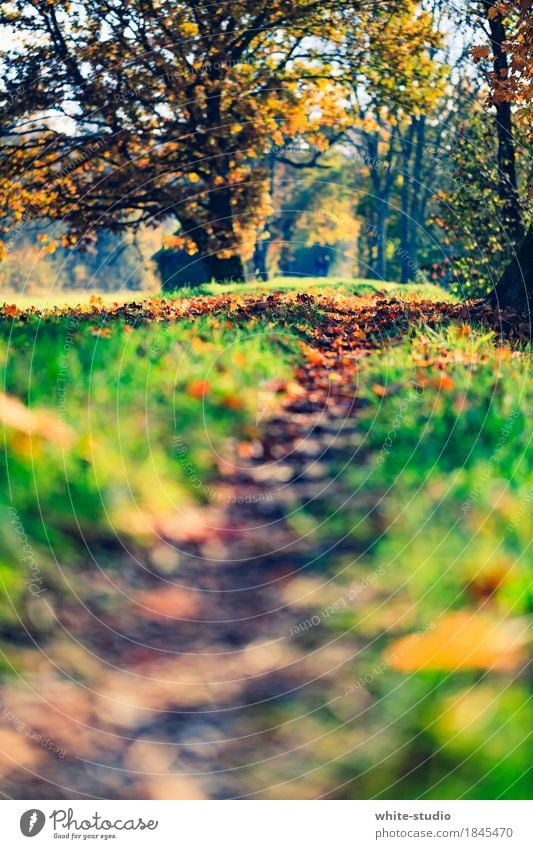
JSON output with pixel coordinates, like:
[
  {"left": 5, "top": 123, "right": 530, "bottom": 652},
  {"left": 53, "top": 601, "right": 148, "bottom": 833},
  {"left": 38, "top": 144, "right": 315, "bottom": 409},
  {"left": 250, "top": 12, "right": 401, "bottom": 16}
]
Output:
[
  {"left": 491, "top": 223, "right": 533, "bottom": 314},
  {"left": 375, "top": 200, "right": 387, "bottom": 280},
  {"left": 399, "top": 188, "right": 411, "bottom": 284},
  {"left": 365, "top": 128, "right": 396, "bottom": 281},
  {"left": 409, "top": 115, "right": 426, "bottom": 278},
  {"left": 399, "top": 120, "right": 415, "bottom": 284},
  {"left": 399, "top": 164, "right": 411, "bottom": 284},
  {"left": 203, "top": 252, "right": 245, "bottom": 283},
  {"left": 177, "top": 187, "right": 246, "bottom": 283},
  {"left": 484, "top": 1, "right": 524, "bottom": 243},
  {"left": 484, "top": 0, "right": 528, "bottom": 319},
  {"left": 253, "top": 238, "right": 269, "bottom": 281},
  {"left": 278, "top": 212, "right": 298, "bottom": 275},
  {"left": 252, "top": 149, "right": 275, "bottom": 281}
]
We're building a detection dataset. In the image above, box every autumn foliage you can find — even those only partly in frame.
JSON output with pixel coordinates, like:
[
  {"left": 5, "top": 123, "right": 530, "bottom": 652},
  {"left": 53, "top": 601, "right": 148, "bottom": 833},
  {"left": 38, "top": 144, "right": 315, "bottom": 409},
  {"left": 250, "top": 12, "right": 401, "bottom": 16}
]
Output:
[{"left": 0, "top": 0, "right": 362, "bottom": 281}]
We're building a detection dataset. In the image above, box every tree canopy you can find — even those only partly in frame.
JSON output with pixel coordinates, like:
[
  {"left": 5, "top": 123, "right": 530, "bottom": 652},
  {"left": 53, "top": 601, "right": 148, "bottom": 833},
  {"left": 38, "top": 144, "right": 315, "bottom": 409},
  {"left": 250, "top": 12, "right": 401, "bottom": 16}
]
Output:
[
  {"left": 0, "top": 0, "right": 369, "bottom": 281},
  {"left": 0, "top": 0, "right": 531, "bottom": 310}
]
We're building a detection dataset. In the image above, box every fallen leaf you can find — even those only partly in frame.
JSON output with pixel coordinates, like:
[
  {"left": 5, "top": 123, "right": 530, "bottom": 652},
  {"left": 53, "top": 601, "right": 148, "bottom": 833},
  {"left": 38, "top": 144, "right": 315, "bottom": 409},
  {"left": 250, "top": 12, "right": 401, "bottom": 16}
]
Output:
[
  {"left": 186, "top": 380, "right": 210, "bottom": 399},
  {"left": 305, "top": 348, "right": 325, "bottom": 366},
  {"left": 371, "top": 382, "right": 404, "bottom": 397},
  {"left": 3, "top": 304, "right": 20, "bottom": 318},
  {"left": 388, "top": 611, "right": 527, "bottom": 673},
  {"left": 435, "top": 373, "right": 455, "bottom": 391},
  {"left": 220, "top": 393, "right": 243, "bottom": 410}
]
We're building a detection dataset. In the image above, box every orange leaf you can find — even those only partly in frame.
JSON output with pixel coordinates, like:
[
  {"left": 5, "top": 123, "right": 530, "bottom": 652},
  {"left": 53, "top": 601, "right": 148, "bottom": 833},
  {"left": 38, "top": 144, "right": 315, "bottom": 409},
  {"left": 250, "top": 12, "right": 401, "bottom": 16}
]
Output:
[
  {"left": 187, "top": 380, "right": 210, "bottom": 399},
  {"left": 3, "top": 304, "right": 20, "bottom": 318},
  {"left": 388, "top": 611, "right": 527, "bottom": 673},
  {"left": 305, "top": 348, "right": 325, "bottom": 366},
  {"left": 435, "top": 373, "right": 455, "bottom": 391},
  {"left": 221, "top": 394, "right": 243, "bottom": 410},
  {"left": 493, "top": 346, "right": 512, "bottom": 359},
  {"left": 472, "top": 45, "right": 490, "bottom": 61}
]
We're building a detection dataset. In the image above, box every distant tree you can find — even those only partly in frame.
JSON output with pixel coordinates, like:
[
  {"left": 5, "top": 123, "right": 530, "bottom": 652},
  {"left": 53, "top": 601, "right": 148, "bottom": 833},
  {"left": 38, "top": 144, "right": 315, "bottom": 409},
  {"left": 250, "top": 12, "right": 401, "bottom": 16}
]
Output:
[
  {"left": 0, "top": 0, "right": 361, "bottom": 284},
  {"left": 264, "top": 152, "right": 359, "bottom": 277},
  {"left": 342, "top": 0, "right": 445, "bottom": 280},
  {"left": 0, "top": 222, "right": 159, "bottom": 293}
]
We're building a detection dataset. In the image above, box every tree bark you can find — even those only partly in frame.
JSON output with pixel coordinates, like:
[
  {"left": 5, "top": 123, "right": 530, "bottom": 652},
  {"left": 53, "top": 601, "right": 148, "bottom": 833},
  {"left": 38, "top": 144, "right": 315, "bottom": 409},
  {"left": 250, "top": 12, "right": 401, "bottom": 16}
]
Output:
[
  {"left": 252, "top": 149, "right": 275, "bottom": 281},
  {"left": 484, "top": 1, "right": 528, "bottom": 316},
  {"left": 492, "top": 223, "right": 533, "bottom": 315},
  {"left": 253, "top": 237, "right": 269, "bottom": 280},
  {"left": 484, "top": 0, "right": 524, "bottom": 244},
  {"left": 365, "top": 128, "right": 396, "bottom": 281},
  {"left": 203, "top": 252, "right": 245, "bottom": 283},
  {"left": 178, "top": 187, "right": 246, "bottom": 283},
  {"left": 399, "top": 120, "right": 415, "bottom": 284},
  {"left": 400, "top": 184, "right": 411, "bottom": 283},
  {"left": 374, "top": 200, "right": 388, "bottom": 280},
  {"left": 278, "top": 211, "right": 298, "bottom": 275},
  {"left": 409, "top": 115, "right": 426, "bottom": 278}
]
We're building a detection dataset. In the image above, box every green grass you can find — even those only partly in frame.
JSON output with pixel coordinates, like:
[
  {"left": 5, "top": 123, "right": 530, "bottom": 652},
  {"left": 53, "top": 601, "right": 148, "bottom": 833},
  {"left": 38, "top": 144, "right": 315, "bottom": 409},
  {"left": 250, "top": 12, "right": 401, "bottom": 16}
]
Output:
[
  {"left": 0, "top": 279, "right": 530, "bottom": 799},
  {"left": 0, "top": 289, "right": 150, "bottom": 310},
  {"left": 0, "top": 298, "right": 319, "bottom": 642},
  {"left": 173, "top": 275, "right": 456, "bottom": 302},
  {"left": 2, "top": 276, "right": 455, "bottom": 308},
  {"left": 277, "top": 324, "right": 532, "bottom": 799}
]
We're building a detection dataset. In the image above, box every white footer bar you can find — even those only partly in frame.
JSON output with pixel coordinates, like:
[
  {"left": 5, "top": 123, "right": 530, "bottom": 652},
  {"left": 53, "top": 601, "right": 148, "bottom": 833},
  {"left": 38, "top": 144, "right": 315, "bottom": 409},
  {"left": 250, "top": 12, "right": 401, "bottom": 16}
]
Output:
[{"left": 3, "top": 800, "right": 532, "bottom": 848}]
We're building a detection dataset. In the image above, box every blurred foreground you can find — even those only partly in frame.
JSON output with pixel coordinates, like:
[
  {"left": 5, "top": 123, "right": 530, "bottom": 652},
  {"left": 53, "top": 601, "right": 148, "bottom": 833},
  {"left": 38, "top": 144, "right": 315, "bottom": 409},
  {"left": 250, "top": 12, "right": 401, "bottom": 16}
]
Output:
[{"left": 0, "top": 287, "right": 530, "bottom": 799}]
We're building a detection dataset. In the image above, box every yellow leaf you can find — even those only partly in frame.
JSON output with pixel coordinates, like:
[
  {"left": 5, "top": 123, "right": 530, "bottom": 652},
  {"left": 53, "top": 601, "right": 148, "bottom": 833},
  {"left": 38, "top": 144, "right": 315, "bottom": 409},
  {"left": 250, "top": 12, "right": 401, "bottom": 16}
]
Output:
[
  {"left": 388, "top": 611, "right": 527, "bottom": 673},
  {"left": 186, "top": 380, "right": 210, "bottom": 399}
]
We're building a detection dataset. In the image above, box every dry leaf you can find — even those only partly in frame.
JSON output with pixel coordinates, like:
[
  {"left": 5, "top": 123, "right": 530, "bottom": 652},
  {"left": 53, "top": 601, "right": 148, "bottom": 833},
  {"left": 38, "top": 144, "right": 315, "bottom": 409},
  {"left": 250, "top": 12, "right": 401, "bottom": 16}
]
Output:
[
  {"left": 435, "top": 373, "right": 455, "bottom": 391},
  {"left": 186, "top": 380, "right": 210, "bottom": 398},
  {"left": 388, "top": 611, "right": 527, "bottom": 673},
  {"left": 3, "top": 303, "right": 20, "bottom": 318}
]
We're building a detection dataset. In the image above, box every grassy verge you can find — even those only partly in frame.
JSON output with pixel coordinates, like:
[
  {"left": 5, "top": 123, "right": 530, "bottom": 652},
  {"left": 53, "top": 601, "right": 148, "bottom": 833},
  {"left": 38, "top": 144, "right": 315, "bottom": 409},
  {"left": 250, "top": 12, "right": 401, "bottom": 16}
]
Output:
[
  {"left": 173, "top": 276, "right": 455, "bottom": 302},
  {"left": 2, "top": 277, "right": 454, "bottom": 308},
  {"left": 0, "top": 298, "right": 321, "bottom": 648},
  {"left": 277, "top": 324, "right": 532, "bottom": 799},
  {"left": 0, "top": 284, "right": 529, "bottom": 799}
]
